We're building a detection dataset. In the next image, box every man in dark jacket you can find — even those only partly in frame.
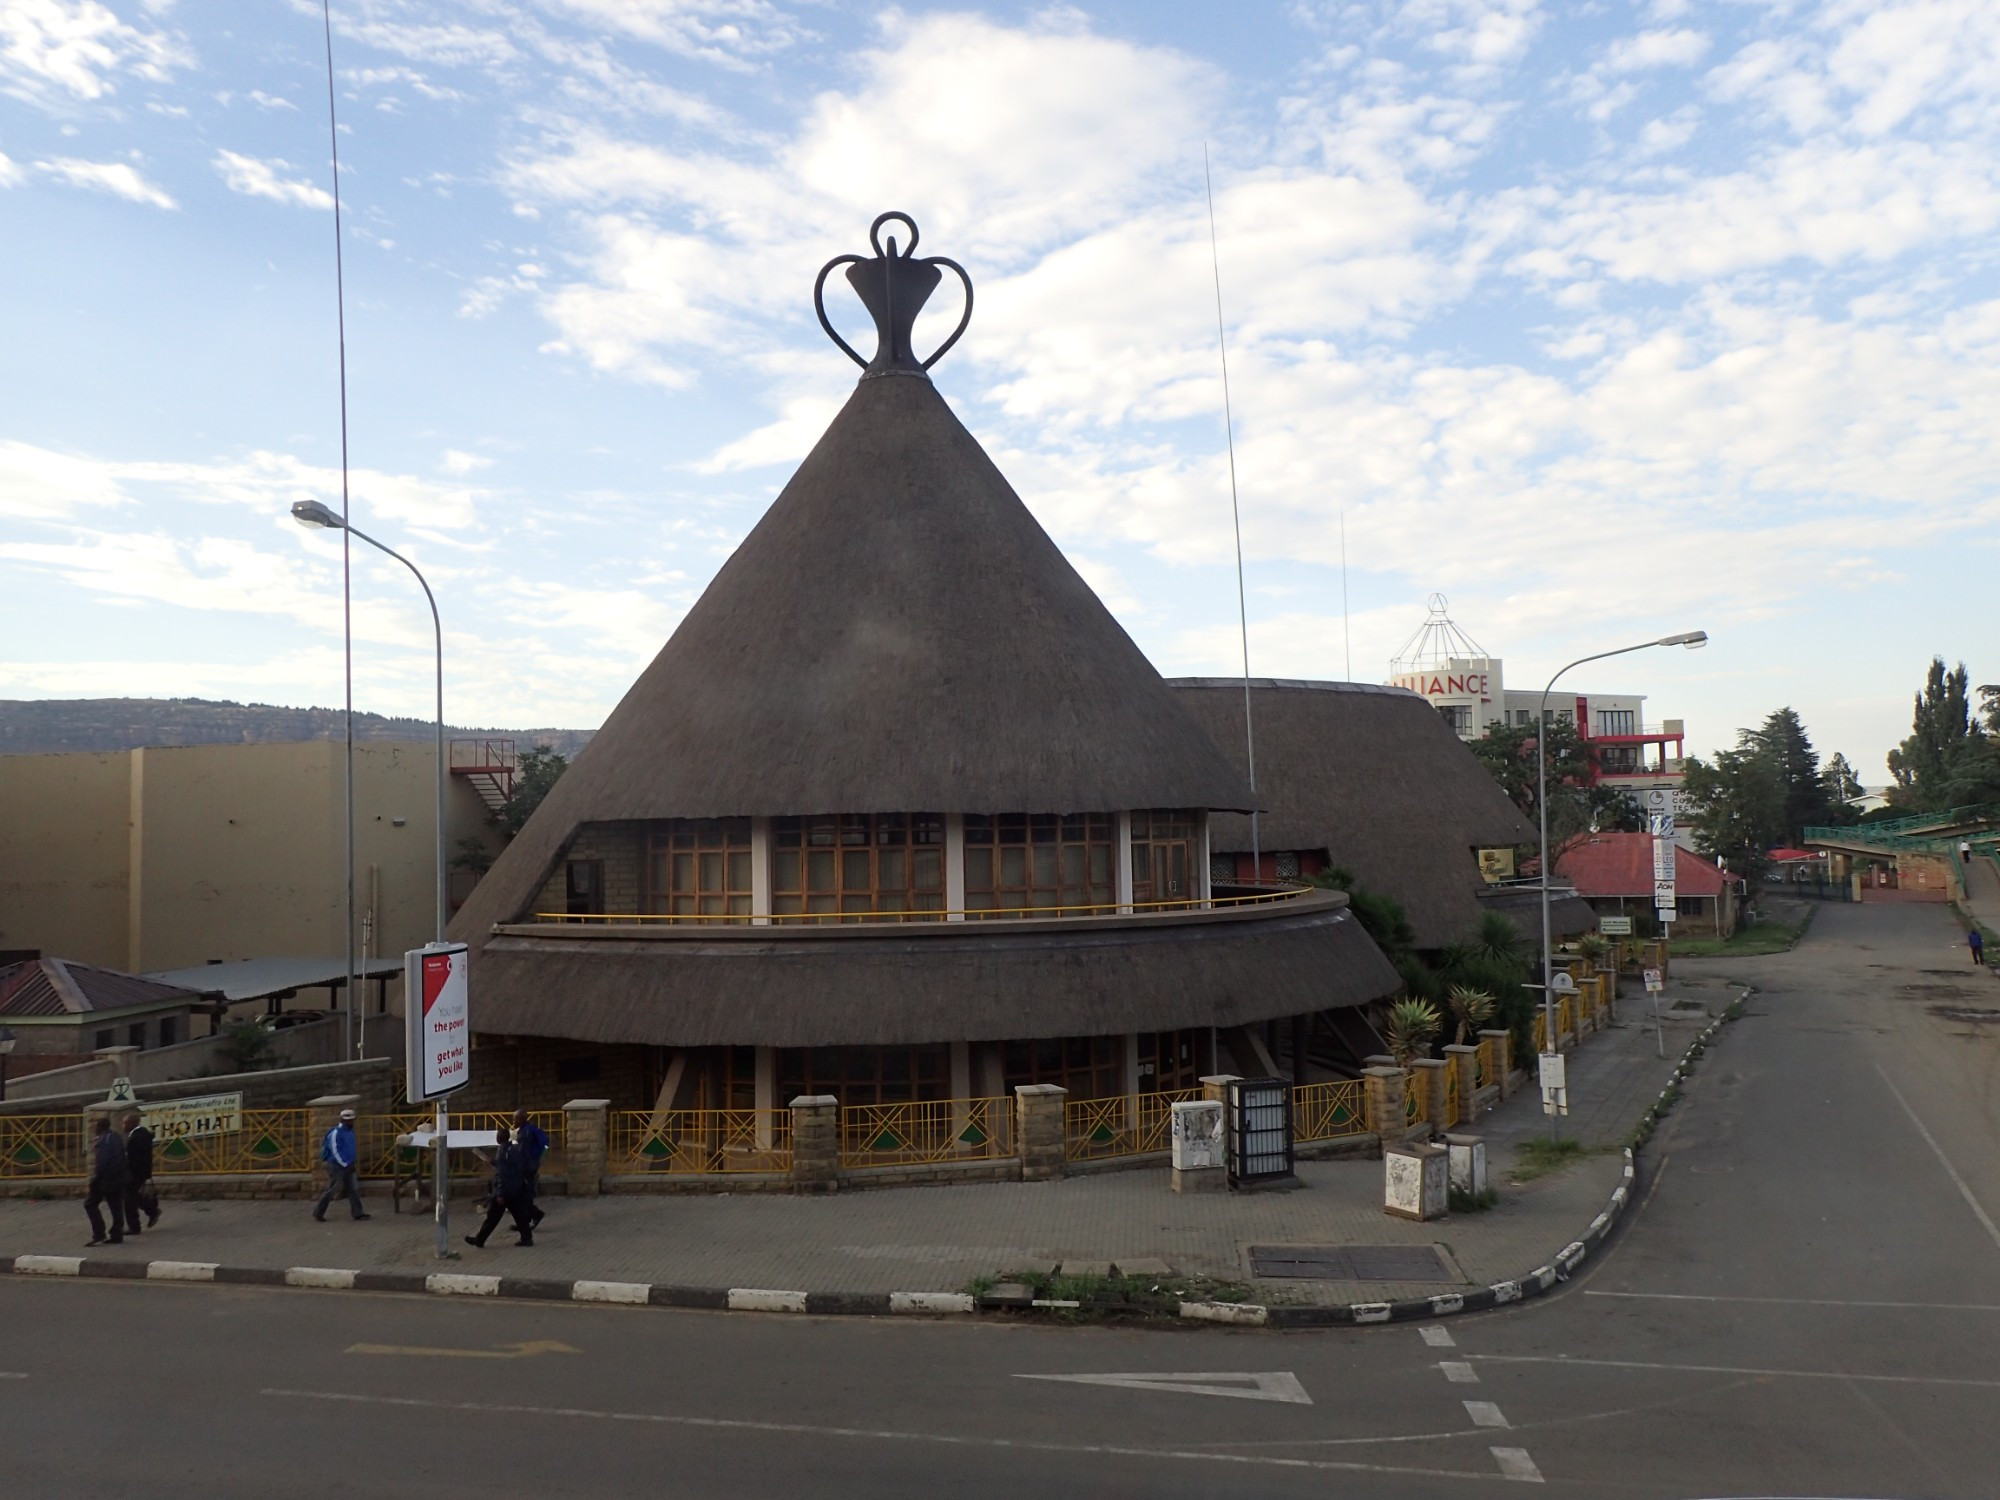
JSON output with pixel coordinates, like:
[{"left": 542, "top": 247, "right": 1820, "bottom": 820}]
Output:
[
  {"left": 84, "top": 1115, "right": 129, "bottom": 1246},
  {"left": 122, "top": 1111, "right": 159, "bottom": 1233},
  {"left": 463, "top": 1126, "right": 534, "bottom": 1249},
  {"left": 513, "top": 1107, "right": 549, "bottom": 1230}
]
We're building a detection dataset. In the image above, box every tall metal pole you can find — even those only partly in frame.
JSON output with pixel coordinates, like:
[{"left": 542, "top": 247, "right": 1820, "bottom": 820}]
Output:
[
  {"left": 320, "top": 0, "right": 357, "bottom": 1064},
  {"left": 1204, "top": 144, "right": 1258, "bottom": 875}
]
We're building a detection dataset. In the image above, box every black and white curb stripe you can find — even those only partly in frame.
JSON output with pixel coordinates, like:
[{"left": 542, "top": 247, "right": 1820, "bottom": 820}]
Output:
[{"left": 1178, "top": 1008, "right": 1734, "bottom": 1330}]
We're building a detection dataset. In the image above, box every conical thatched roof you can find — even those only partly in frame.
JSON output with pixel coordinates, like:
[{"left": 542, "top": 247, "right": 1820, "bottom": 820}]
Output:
[{"left": 455, "top": 335, "right": 1250, "bottom": 942}]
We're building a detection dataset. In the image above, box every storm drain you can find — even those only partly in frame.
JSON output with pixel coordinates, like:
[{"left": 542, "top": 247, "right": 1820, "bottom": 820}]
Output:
[{"left": 1248, "top": 1244, "right": 1456, "bottom": 1282}]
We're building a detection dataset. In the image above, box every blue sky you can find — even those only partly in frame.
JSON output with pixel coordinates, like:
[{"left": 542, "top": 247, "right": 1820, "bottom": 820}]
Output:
[{"left": 4, "top": 0, "right": 1997, "bottom": 779}]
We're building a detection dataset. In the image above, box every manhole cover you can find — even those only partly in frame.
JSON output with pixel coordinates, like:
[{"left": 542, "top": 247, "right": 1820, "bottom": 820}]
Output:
[{"left": 1248, "top": 1244, "right": 1456, "bottom": 1282}]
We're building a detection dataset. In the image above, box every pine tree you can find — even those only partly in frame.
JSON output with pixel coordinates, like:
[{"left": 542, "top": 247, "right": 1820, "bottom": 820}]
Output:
[
  {"left": 1746, "top": 707, "right": 1835, "bottom": 844},
  {"left": 1887, "top": 659, "right": 1989, "bottom": 811}
]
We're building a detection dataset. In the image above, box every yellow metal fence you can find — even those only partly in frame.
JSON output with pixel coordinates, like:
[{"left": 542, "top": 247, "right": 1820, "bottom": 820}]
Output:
[
  {"left": 1444, "top": 1063, "right": 1462, "bottom": 1129},
  {"left": 0, "top": 1115, "right": 86, "bottom": 1178},
  {"left": 1293, "top": 1079, "right": 1367, "bottom": 1142},
  {"left": 839, "top": 1098, "right": 1011, "bottom": 1168},
  {"left": 155, "top": 1110, "right": 311, "bottom": 1174},
  {"left": 1064, "top": 1088, "right": 1199, "bottom": 1161},
  {"left": 356, "top": 1110, "right": 566, "bottom": 1179},
  {"left": 609, "top": 1109, "right": 792, "bottom": 1174}
]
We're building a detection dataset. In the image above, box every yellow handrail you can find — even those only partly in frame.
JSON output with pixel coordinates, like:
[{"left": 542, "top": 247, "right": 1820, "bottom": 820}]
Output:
[{"left": 527, "top": 885, "right": 1315, "bottom": 925}]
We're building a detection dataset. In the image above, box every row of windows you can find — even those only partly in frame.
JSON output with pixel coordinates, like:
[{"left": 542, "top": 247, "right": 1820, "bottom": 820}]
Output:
[{"left": 582, "top": 812, "right": 1202, "bottom": 923}]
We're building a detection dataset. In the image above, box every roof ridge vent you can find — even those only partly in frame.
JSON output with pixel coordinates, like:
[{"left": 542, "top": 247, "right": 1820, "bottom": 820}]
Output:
[{"left": 815, "top": 211, "right": 973, "bottom": 379}]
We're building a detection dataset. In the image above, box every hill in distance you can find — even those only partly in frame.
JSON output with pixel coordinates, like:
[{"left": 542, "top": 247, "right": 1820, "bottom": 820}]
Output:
[{"left": 0, "top": 698, "right": 597, "bottom": 760}]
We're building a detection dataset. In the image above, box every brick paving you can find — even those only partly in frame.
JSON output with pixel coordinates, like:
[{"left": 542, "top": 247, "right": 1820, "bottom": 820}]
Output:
[{"left": 0, "top": 988, "right": 1726, "bottom": 1308}]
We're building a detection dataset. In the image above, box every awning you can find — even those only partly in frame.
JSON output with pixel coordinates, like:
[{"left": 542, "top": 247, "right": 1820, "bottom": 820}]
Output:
[{"left": 141, "top": 957, "right": 404, "bottom": 1004}]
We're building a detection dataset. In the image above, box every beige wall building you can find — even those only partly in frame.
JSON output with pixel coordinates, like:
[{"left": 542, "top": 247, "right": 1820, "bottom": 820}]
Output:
[{"left": 0, "top": 741, "right": 500, "bottom": 973}]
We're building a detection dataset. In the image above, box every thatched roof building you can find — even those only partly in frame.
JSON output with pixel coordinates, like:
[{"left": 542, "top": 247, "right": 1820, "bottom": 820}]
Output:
[
  {"left": 449, "top": 215, "right": 1399, "bottom": 1111},
  {"left": 1173, "top": 678, "right": 1596, "bottom": 947}
]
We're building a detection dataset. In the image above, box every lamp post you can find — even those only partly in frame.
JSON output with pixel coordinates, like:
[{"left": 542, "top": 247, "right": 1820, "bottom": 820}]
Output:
[
  {"left": 293, "top": 498, "right": 448, "bottom": 967},
  {"left": 0, "top": 1027, "right": 15, "bottom": 1102},
  {"left": 1536, "top": 629, "right": 1707, "bottom": 1138}
]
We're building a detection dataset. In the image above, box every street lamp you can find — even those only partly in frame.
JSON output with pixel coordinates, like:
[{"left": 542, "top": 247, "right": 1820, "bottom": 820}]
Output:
[
  {"left": 293, "top": 500, "right": 448, "bottom": 1057},
  {"left": 1536, "top": 629, "right": 1707, "bottom": 1137},
  {"left": 0, "top": 1027, "right": 15, "bottom": 1102}
]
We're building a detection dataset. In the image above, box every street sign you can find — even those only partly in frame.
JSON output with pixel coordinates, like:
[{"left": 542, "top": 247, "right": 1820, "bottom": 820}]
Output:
[
  {"left": 1550, "top": 971, "right": 1577, "bottom": 994},
  {"left": 1654, "top": 879, "right": 1677, "bottom": 905},
  {"left": 1657, "top": 906, "right": 1677, "bottom": 923},
  {"left": 1538, "top": 1052, "right": 1568, "bottom": 1116},
  {"left": 141, "top": 1092, "right": 243, "bottom": 1141},
  {"left": 405, "top": 942, "right": 471, "bottom": 1104},
  {"left": 1647, "top": 812, "right": 1675, "bottom": 838},
  {"left": 1652, "top": 841, "right": 1676, "bottom": 879},
  {"left": 1643, "top": 968, "right": 1663, "bottom": 993},
  {"left": 1599, "top": 916, "right": 1633, "bottom": 936}
]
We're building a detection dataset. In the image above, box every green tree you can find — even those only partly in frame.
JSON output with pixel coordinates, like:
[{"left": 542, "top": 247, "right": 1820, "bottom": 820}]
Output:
[
  {"left": 1469, "top": 718, "right": 1642, "bottom": 855},
  {"left": 1744, "top": 707, "right": 1839, "bottom": 844},
  {"left": 1821, "top": 751, "right": 1864, "bottom": 804},
  {"left": 1681, "top": 745, "right": 1780, "bottom": 888},
  {"left": 499, "top": 744, "right": 569, "bottom": 837},
  {"left": 1887, "top": 659, "right": 2000, "bottom": 810}
]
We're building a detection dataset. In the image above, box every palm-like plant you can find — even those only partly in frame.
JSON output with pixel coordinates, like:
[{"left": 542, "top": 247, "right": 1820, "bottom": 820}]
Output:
[
  {"left": 1385, "top": 997, "right": 1443, "bottom": 1067},
  {"left": 1447, "top": 984, "right": 1497, "bottom": 1046},
  {"left": 1575, "top": 933, "right": 1610, "bottom": 967},
  {"left": 1468, "top": 911, "right": 1525, "bottom": 966}
]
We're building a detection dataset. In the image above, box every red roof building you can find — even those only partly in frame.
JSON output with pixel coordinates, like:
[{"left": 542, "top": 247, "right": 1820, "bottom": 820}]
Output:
[{"left": 1555, "top": 833, "right": 1743, "bottom": 938}]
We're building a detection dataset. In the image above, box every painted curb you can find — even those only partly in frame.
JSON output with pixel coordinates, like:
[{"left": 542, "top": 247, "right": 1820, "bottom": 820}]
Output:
[{"left": 1, "top": 1012, "right": 1734, "bottom": 1329}]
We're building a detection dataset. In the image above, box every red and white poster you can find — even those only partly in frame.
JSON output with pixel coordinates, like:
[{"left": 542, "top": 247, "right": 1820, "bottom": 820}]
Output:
[{"left": 404, "top": 942, "right": 470, "bottom": 1103}]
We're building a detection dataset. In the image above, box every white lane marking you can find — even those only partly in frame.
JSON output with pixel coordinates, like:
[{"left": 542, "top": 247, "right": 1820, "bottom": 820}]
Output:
[
  {"left": 258, "top": 1389, "right": 1497, "bottom": 1481},
  {"left": 727, "top": 1288, "right": 807, "bottom": 1314},
  {"left": 285, "top": 1267, "right": 356, "bottom": 1289},
  {"left": 1491, "top": 1446, "right": 1544, "bottom": 1482},
  {"left": 1440, "top": 1361, "right": 1479, "bottom": 1384},
  {"left": 1464, "top": 1401, "right": 1509, "bottom": 1428},
  {"left": 13, "top": 1257, "right": 82, "bottom": 1277},
  {"left": 146, "top": 1261, "right": 217, "bottom": 1282},
  {"left": 1470, "top": 1355, "right": 2000, "bottom": 1389},
  {"left": 1016, "top": 1371, "right": 1310, "bottom": 1405},
  {"left": 426, "top": 1273, "right": 500, "bottom": 1297},
  {"left": 0, "top": 1372, "right": 26, "bottom": 1380},
  {"left": 1419, "top": 1325, "right": 1456, "bottom": 1348},
  {"left": 571, "top": 1280, "right": 649, "bottom": 1305},
  {"left": 1586, "top": 1290, "right": 2000, "bottom": 1313},
  {"left": 1873, "top": 1064, "right": 2000, "bottom": 1253}
]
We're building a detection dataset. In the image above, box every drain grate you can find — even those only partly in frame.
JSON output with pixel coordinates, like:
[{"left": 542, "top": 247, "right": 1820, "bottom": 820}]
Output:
[{"left": 1248, "top": 1244, "right": 1456, "bottom": 1282}]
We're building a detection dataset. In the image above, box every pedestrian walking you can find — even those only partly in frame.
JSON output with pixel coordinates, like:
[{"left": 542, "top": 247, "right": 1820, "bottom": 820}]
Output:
[
  {"left": 1961, "top": 840, "right": 1973, "bottom": 865},
  {"left": 312, "top": 1108, "right": 370, "bottom": 1222},
  {"left": 463, "top": 1125, "right": 534, "bottom": 1249},
  {"left": 122, "top": 1110, "right": 159, "bottom": 1234},
  {"left": 1971, "top": 928, "right": 1987, "bottom": 969},
  {"left": 513, "top": 1107, "right": 549, "bottom": 1230},
  {"left": 84, "top": 1116, "right": 129, "bottom": 1247}
]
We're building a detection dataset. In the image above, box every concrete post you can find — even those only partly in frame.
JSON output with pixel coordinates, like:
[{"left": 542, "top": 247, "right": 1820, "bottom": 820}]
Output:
[
  {"left": 789, "top": 1094, "right": 840, "bottom": 1193},
  {"left": 1479, "top": 1030, "right": 1514, "bottom": 1098},
  {"left": 1014, "top": 1084, "right": 1068, "bottom": 1182},
  {"left": 1361, "top": 1065, "right": 1403, "bottom": 1142},
  {"left": 93, "top": 1045, "right": 141, "bottom": 1089},
  {"left": 1411, "top": 1057, "right": 1448, "bottom": 1131},
  {"left": 1200, "top": 1073, "right": 1242, "bottom": 1108},
  {"left": 1443, "top": 1044, "right": 1479, "bottom": 1120},
  {"left": 562, "top": 1098, "right": 609, "bottom": 1197}
]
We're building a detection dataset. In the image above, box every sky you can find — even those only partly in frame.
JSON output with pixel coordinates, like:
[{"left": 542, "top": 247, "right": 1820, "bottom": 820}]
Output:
[{"left": 3, "top": 0, "right": 1997, "bottom": 782}]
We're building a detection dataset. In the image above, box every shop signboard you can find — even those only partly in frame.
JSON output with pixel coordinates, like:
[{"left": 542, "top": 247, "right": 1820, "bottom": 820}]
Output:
[
  {"left": 1599, "top": 916, "right": 1633, "bottom": 936},
  {"left": 404, "top": 943, "right": 470, "bottom": 1104}
]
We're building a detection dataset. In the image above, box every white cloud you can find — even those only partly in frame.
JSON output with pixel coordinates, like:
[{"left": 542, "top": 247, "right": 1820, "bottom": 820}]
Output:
[
  {"left": 441, "top": 449, "right": 491, "bottom": 475},
  {"left": 534, "top": 0, "right": 800, "bottom": 65},
  {"left": 35, "top": 155, "right": 175, "bottom": 208},
  {"left": 1602, "top": 28, "right": 1710, "bottom": 73},
  {"left": 213, "top": 150, "right": 334, "bottom": 210},
  {"left": 249, "top": 89, "right": 295, "bottom": 110},
  {"left": 0, "top": 151, "right": 21, "bottom": 187},
  {"left": 0, "top": 0, "right": 188, "bottom": 108}
]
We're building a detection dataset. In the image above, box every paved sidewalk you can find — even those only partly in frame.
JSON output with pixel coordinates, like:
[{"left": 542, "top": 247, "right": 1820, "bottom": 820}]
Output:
[{"left": 0, "top": 987, "right": 1728, "bottom": 1310}]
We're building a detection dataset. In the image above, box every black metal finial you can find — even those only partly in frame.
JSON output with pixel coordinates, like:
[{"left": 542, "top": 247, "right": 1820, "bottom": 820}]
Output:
[{"left": 814, "top": 211, "right": 972, "bottom": 378}]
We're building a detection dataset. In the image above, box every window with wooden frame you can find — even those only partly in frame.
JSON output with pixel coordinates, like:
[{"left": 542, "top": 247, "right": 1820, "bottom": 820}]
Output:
[
  {"left": 963, "top": 813, "right": 1115, "bottom": 917},
  {"left": 1002, "top": 1035, "right": 1121, "bottom": 1099},
  {"left": 1129, "top": 809, "right": 1198, "bottom": 908},
  {"left": 776, "top": 1044, "right": 948, "bottom": 1106},
  {"left": 1138, "top": 1028, "right": 1203, "bottom": 1093},
  {"left": 771, "top": 813, "right": 945, "bottom": 921},
  {"left": 645, "top": 818, "right": 753, "bottom": 919}
]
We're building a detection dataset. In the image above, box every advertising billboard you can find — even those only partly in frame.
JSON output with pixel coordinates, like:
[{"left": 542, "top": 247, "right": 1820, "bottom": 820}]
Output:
[{"left": 404, "top": 942, "right": 470, "bottom": 1104}]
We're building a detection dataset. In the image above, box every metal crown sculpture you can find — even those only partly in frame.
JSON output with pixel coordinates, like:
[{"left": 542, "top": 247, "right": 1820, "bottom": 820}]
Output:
[{"left": 815, "top": 212, "right": 972, "bottom": 377}]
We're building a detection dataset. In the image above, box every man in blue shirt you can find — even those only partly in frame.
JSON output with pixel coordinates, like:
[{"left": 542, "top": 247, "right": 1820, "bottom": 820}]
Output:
[
  {"left": 513, "top": 1107, "right": 549, "bottom": 1230},
  {"left": 313, "top": 1108, "right": 369, "bottom": 1222}
]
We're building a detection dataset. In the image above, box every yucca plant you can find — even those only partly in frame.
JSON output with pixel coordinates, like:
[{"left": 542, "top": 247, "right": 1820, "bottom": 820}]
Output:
[
  {"left": 1575, "top": 933, "right": 1610, "bottom": 967},
  {"left": 1447, "top": 984, "right": 1497, "bottom": 1046},
  {"left": 1385, "top": 997, "right": 1443, "bottom": 1067}
]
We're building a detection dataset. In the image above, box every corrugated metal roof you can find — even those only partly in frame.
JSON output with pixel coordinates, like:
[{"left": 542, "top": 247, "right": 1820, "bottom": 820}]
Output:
[
  {"left": 0, "top": 959, "right": 204, "bottom": 1018},
  {"left": 141, "top": 956, "right": 403, "bottom": 1003}
]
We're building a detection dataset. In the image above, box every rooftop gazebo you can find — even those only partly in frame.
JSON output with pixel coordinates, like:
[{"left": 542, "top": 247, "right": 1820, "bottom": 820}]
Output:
[{"left": 452, "top": 214, "right": 1400, "bottom": 1116}]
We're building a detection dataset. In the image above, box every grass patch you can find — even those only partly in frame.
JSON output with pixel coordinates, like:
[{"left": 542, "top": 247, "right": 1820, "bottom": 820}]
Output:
[
  {"left": 1508, "top": 1137, "right": 1591, "bottom": 1184},
  {"left": 1669, "top": 920, "right": 1805, "bottom": 959},
  {"left": 966, "top": 1267, "right": 1256, "bottom": 1322},
  {"left": 1449, "top": 1185, "right": 1499, "bottom": 1213}
]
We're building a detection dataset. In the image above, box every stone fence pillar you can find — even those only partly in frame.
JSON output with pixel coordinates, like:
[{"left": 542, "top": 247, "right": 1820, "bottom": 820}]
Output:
[
  {"left": 1479, "top": 1029, "right": 1514, "bottom": 1099},
  {"left": 1361, "top": 1065, "right": 1403, "bottom": 1142},
  {"left": 1200, "top": 1073, "right": 1241, "bottom": 1107},
  {"left": 1410, "top": 1057, "right": 1447, "bottom": 1132},
  {"left": 562, "top": 1098, "right": 609, "bottom": 1197},
  {"left": 1443, "top": 1044, "right": 1479, "bottom": 1120},
  {"left": 789, "top": 1094, "right": 840, "bottom": 1192},
  {"left": 1014, "top": 1084, "right": 1068, "bottom": 1182}
]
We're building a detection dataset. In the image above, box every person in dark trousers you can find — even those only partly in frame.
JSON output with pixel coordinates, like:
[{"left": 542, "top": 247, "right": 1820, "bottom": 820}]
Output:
[
  {"left": 1971, "top": 928, "right": 1986, "bottom": 968},
  {"left": 513, "top": 1107, "right": 549, "bottom": 1229},
  {"left": 122, "top": 1111, "right": 158, "bottom": 1234},
  {"left": 313, "top": 1108, "right": 370, "bottom": 1221},
  {"left": 84, "top": 1115, "right": 129, "bottom": 1246},
  {"left": 464, "top": 1125, "right": 534, "bottom": 1249},
  {"left": 1961, "top": 840, "right": 1973, "bottom": 866}
]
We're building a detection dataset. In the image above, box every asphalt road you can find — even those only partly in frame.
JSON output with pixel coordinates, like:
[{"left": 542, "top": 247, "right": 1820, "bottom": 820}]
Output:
[{"left": 5, "top": 900, "right": 1996, "bottom": 1498}]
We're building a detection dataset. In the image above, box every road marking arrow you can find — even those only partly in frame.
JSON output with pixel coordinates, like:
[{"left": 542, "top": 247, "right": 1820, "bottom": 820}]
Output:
[
  {"left": 345, "top": 1340, "right": 581, "bottom": 1359},
  {"left": 1014, "top": 1371, "right": 1310, "bottom": 1404}
]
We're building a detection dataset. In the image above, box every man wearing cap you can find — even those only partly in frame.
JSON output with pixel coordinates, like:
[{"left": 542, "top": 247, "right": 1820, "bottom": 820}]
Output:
[{"left": 313, "top": 1108, "right": 370, "bottom": 1222}]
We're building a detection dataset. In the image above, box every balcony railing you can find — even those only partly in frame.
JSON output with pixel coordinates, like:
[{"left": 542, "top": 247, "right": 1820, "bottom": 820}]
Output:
[{"left": 527, "top": 884, "right": 1318, "bottom": 927}]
